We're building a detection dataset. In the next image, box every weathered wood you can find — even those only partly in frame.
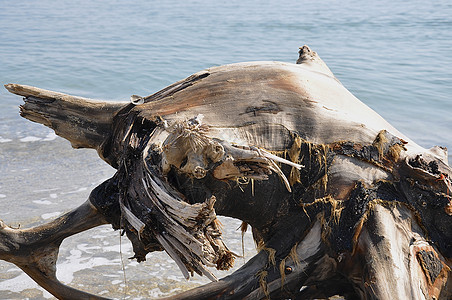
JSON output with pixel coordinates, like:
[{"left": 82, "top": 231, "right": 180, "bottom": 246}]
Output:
[
  {"left": 0, "top": 201, "right": 109, "bottom": 300},
  {"left": 4, "top": 83, "right": 127, "bottom": 152},
  {"left": 2, "top": 45, "right": 451, "bottom": 299},
  {"left": 354, "top": 204, "right": 450, "bottom": 299}
]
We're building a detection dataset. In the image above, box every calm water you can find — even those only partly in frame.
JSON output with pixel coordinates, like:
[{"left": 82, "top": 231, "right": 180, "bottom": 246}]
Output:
[{"left": 0, "top": 0, "right": 451, "bottom": 298}]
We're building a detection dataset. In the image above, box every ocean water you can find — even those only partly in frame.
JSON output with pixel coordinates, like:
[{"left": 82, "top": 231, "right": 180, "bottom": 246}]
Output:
[{"left": 0, "top": 0, "right": 451, "bottom": 298}]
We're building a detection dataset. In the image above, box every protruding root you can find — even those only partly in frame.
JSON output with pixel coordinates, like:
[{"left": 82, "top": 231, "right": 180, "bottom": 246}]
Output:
[
  {"left": 0, "top": 201, "right": 109, "bottom": 299},
  {"left": 165, "top": 219, "right": 325, "bottom": 300},
  {"left": 160, "top": 117, "right": 302, "bottom": 192},
  {"left": 211, "top": 142, "right": 303, "bottom": 192},
  {"left": 126, "top": 163, "right": 236, "bottom": 280},
  {"left": 4, "top": 83, "right": 126, "bottom": 150}
]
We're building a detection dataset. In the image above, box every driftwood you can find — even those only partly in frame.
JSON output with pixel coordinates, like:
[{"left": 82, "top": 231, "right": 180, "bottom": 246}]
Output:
[{"left": 1, "top": 45, "right": 451, "bottom": 299}]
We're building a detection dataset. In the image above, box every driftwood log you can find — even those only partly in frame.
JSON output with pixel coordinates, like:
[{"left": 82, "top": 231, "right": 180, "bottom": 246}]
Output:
[{"left": 1, "top": 46, "right": 451, "bottom": 299}]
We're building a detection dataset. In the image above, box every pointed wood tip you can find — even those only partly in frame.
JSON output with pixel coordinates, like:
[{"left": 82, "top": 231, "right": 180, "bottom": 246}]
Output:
[
  {"left": 296, "top": 45, "right": 335, "bottom": 78},
  {"left": 4, "top": 83, "right": 17, "bottom": 93},
  {"left": 4, "top": 83, "right": 48, "bottom": 98}
]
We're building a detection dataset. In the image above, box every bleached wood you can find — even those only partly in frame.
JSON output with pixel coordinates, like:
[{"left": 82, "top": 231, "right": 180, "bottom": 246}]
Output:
[{"left": 4, "top": 83, "right": 127, "bottom": 151}]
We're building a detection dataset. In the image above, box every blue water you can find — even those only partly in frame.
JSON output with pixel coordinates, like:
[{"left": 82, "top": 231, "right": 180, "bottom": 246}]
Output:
[
  {"left": 0, "top": 0, "right": 451, "bottom": 298},
  {"left": 1, "top": 0, "right": 451, "bottom": 149}
]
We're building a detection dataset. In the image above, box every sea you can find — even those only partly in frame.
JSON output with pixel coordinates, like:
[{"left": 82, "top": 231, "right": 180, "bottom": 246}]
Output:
[{"left": 0, "top": 0, "right": 451, "bottom": 299}]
